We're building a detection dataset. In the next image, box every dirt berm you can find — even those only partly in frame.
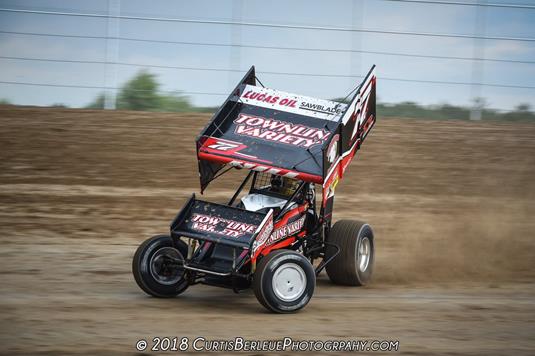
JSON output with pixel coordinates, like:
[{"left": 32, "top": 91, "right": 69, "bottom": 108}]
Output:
[{"left": 1, "top": 106, "right": 534, "bottom": 355}]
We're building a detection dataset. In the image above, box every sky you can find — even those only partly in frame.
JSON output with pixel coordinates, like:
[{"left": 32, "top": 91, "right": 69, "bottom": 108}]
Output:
[{"left": 0, "top": 0, "right": 534, "bottom": 111}]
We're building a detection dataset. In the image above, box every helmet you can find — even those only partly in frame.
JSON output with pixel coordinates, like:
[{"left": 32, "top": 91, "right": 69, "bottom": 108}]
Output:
[{"left": 270, "top": 175, "right": 295, "bottom": 195}]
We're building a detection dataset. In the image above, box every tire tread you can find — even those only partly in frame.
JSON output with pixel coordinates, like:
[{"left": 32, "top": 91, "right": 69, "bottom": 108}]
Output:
[{"left": 325, "top": 220, "right": 373, "bottom": 286}]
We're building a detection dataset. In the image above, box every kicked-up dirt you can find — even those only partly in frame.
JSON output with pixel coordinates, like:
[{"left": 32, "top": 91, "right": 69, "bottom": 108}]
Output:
[{"left": 0, "top": 105, "right": 534, "bottom": 355}]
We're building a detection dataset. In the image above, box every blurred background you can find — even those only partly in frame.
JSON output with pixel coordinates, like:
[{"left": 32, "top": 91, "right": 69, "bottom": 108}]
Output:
[
  {"left": 1, "top": 1, "right": 535, "bottom": 355},
  {"left": 0, "top": 0, "right": 534, "bottom": 120}
]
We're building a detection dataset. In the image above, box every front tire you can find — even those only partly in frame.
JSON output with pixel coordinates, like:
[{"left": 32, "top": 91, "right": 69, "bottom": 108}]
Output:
[
  {"left": 253, "top": 250, "right": 315, "bottom": 313},
  {"left": 132, "top": 235, "right": 189, "bottom": 298},
  {"left": 325, "top": 220, "right": 374, "bottom": 286}
]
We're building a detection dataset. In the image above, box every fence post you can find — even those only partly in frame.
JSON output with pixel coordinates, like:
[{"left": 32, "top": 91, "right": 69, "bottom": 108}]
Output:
[
  {"left": 104, "top": 0, "right": 120, "bottom": 110},
  {"left": 470, "top": 0, "right": 487, "bottom": 120},
  {"left": 229, "top": 0, "right": 243, "bottom": 89},
  {"left": 350, "top": 0, "right": 363, "bottom": 88}
]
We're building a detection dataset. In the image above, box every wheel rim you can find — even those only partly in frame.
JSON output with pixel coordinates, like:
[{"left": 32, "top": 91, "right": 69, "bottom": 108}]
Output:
[
  {"left": 149, "top": 247, "right": 184, "bottom": 285},
  {"left": 272, "top": 263, "right": 307, "bottom": 302},
  {"left": 358, "top": 237, "right": 371, "bottom": 272}
]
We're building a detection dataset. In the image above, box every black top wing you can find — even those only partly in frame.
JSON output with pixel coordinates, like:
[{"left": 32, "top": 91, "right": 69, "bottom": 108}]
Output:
[{"left": 196, "top": 65, "right": 376, "bottom": 193}]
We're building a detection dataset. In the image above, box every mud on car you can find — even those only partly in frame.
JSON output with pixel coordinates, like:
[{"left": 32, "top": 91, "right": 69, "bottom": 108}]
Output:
[{"left": 133, "top": 65, "right": 377, "bottom": 313}]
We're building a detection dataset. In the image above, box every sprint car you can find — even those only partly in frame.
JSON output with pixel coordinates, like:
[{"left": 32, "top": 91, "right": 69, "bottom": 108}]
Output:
[{"left": 133, "top": 65, "right": 377, "bottom": 313}]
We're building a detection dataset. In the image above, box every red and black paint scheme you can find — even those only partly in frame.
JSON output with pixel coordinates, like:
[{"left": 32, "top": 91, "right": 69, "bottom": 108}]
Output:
[
  {"left": 133, "top": 65, "right": 377, "bottom": 312},
  {"left": 196, "top": 66, "right": 376, "bottom": 220},
  {"left": 321, "top": 65, "right": 377, "bottom": 224},
  {"left": 168, "top": 65, "right": 375, "bottom": 288},
  {"left": 168, "top": 171, "right": 313, "bottom": 288}
]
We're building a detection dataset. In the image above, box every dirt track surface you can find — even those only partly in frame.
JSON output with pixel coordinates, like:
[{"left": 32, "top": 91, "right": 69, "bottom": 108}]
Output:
[{"left": 1, "top": 106, "right": 535, "bottom": 355}]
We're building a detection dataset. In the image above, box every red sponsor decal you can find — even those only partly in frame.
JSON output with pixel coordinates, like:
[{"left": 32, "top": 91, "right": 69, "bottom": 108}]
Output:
[
  {"left": 202, "top": 137, "right": 247, "bottom": 154},
  {"left": 199, "top": 136, "right": 273, "bottom": 164},
  {"left": 242, "top": 89, "right": 297, "bottom": 107},
  {"left": 252, "top": 209, "right": 274, "bottom": 256},
  {"left": 190, "top": 213, "right": 256, "bottom": 238},
  {"left": 267, "top": 215, "right": 306, "bottom": 245},
  {"left": 198, "top": 152, "right": 323, "bottom": 183},
  {"left": 233, "top": 113, "right": 330, "bottom": 149}
]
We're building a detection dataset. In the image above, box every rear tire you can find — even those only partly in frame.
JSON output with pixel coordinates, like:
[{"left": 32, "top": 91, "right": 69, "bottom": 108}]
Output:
[
  {"left": 132, "top": 235, "right": 189, "bottom": 298},
  {"left": 253, "top": 250, "right": 315, "bottom": 313},
  {"left": 325, "top": 220, "right": 374, "bottom": 286}
]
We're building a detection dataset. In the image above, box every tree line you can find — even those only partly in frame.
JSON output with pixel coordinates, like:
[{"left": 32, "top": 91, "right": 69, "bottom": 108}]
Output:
[
  {"left": 86, "top": 70, "right": 213, "bottom": 113},
  {"left": 1, "top": 70, "right": 533, "bottom": 121}
]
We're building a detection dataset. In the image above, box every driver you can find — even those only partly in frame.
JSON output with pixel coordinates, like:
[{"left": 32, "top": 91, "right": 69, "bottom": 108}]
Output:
[
  {"left": 269, "top": 175, "right": 296, "bottom": 196},
  {"left": 240, "top": 174, "right": 296, "bottom": 212}
]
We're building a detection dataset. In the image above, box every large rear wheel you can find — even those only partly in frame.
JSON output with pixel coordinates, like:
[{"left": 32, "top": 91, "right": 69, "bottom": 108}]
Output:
[{"left": 325, "top": 220, "right": 374, "bottom": 286}]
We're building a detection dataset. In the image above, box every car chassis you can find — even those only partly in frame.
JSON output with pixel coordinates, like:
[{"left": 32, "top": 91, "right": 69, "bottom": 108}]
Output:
[{"left": 133, "top": 65, "right": 377, "bottom": 313}]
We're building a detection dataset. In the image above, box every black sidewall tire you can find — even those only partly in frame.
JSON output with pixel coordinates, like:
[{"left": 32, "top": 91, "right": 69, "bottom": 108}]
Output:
[
  {"left": 325, "top": 220, "right": 375, "bottom": 286},
  {"left": 253, "top": 250, "right": 315, "bottom": 313},
  {"left": 132, "top": 235, "right": 189, "bottom": 298}
]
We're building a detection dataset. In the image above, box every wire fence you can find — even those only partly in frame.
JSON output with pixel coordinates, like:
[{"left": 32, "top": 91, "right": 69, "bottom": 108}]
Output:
[
  {"left": 0, "top": 0, "right": 534, "bottom": 119},
  {"left": 2, "top": 31, "right": 534, "bottom": 64},
  {"left": 2, "top": 7, "right": 535, "bottom": 42}
]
